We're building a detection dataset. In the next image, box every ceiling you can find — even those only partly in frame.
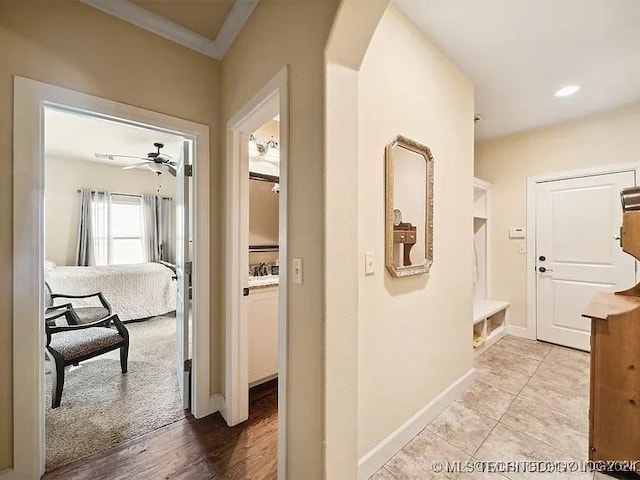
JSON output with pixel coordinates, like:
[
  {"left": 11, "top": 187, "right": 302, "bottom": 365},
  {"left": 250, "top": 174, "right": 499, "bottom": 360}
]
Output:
[
  {"left": 393, "top": 0, "right": 640, "bottom": 140},
  {"left": 44, "top": 108, "right": 184, "bottom": 169},
  {"left": 130, "top": 0, "right": 235, "bottom": 41},
  {"left": 81, "top": 0, "right": 258, "bottom": 59}
]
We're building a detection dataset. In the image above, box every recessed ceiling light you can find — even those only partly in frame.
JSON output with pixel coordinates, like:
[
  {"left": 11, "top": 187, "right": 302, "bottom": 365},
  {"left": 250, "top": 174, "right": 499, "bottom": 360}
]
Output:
[{"left": 554, "top": 85, "right": 581, "bottom": 97}]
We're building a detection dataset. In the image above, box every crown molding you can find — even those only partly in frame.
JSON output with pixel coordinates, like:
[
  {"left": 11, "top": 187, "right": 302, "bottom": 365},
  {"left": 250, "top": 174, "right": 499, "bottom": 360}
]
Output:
[{"left": 80, "top": 0, "right": 258, "bottom": 60}]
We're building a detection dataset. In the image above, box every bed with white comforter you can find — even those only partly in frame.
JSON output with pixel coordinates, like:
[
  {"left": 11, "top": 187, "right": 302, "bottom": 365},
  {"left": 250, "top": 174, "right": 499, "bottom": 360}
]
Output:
[{"left": 45, "top": 262, "right": 176, "bottom": 322}]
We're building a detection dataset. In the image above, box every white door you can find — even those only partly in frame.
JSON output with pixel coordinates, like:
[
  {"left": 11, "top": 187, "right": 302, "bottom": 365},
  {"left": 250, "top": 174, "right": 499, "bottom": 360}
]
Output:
[
  {"left": 175, "top": 139, "right": 191, "bottom": 409},
  {"left": 536, "top": 171, "right": 636, "bottom": 351}
]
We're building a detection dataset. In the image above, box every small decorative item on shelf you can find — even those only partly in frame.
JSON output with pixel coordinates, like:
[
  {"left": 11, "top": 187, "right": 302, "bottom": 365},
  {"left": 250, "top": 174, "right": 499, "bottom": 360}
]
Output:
[{"left": 473, "top": 334, "right": 484, "bottom": 349}]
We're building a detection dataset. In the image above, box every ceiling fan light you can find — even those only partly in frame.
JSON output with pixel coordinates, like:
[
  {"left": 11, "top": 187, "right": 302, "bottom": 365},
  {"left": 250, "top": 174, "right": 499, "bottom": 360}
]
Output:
[
  {"left": 554, "top": 85, "right": 581, "bottom": 97},
  {"left": 146, "top": 163, "right": 166, "bottom": 174}
]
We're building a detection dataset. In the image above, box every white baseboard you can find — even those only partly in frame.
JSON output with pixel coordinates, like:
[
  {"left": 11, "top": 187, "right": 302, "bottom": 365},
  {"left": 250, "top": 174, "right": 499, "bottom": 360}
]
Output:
[
  {"left": 357, "top": 368, "right": 477, "bottom": 480},
  {"left": 507, "top": 325, "right": 534, "bottom": 339},
  {"left": 249, "top": 373, "right": 278, "bottom": 388}
]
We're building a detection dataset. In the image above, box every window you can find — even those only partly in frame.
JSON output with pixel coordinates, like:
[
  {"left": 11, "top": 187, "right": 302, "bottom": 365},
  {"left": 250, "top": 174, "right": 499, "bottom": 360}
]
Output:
[{"left": 110, "top": 195, "right": 144, "bottom": 264}]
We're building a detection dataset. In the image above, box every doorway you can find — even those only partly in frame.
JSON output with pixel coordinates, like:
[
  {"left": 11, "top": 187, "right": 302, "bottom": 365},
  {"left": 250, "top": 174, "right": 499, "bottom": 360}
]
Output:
[
  {"left": 42, "top": 106, "right": 193, "bottom": 469},
  {"left": 529, "top": 167, "right": 638, "bottom": 351},
  {"left": 12, "top": 77, "right": 211, "bottom": 479},
  {"left": 224, "top": 68, "right": 288, "bottom": 478}
]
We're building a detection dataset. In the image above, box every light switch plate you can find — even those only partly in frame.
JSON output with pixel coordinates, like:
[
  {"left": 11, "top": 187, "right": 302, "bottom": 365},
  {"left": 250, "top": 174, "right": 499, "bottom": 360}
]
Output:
[
  {"left": 292, "top": 258, "right": 303, "bottom": 284},
  {"left": 365, "top": 251, "right": 374, "bottom": 275}
]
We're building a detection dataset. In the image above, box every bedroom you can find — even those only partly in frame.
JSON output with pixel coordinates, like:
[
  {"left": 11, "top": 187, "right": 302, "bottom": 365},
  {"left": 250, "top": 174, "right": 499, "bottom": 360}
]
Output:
[{"left": 42, "top": 107, "right": 191, "bottom": 470}]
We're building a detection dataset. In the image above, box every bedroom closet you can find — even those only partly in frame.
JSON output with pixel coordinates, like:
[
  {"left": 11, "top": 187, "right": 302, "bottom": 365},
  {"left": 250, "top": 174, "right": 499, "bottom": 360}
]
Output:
[{"left": 41, "top": 106, "right": 193, "bottom": 471}]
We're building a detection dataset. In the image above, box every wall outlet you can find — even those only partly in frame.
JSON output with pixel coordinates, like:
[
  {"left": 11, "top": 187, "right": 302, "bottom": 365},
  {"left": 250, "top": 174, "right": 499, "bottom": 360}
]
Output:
[
  {"left": 365, "top": 251, "right": 374, "bottom": 275},
  {"left": 292, "top": 258, "right": 303, "bottom": 284}
]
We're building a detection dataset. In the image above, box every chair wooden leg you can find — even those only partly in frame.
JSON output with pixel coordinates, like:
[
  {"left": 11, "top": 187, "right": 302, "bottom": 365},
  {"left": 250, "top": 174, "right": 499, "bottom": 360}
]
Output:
[
  {"left": 51, "top": 358, "right": 65, "bottom": 409},
  {"left": 120, "top": 344, "right": 129, "bottom": 374}
]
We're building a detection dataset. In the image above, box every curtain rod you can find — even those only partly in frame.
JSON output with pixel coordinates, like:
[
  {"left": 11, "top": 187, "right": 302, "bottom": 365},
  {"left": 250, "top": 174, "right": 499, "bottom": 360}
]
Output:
[{"left": 76, "top": 189, "right": 172, "bottom": 200}]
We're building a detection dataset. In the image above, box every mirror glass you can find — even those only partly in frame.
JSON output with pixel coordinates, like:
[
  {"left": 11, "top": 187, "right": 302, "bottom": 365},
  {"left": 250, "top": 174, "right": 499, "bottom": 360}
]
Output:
[{"left": 385, "top": 135, "right": 433, "bottom": 277}]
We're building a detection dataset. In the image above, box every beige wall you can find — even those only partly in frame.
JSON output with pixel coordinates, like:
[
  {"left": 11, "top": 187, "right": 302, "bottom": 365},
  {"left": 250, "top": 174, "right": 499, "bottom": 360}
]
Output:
[
  {"left": 475, "top": 103, "right": 640, "bottom": 330},
  {"left": 252, "top": 118, "right": 279, "bottom": 144},
  {"left": 357, "top": 6, "right": 475, "bottom": 456},
  {"left": 323, "top": 1, "right": 389, "bottom": 474},
  {"left": 0, "top": 1, "right": 220, "bottom": 470},
  {"left": 220, "top": 1, "right": 338, "bottom": 477},
  {"left": 45, "top": 157, "right": 176, "bottom": 266}
]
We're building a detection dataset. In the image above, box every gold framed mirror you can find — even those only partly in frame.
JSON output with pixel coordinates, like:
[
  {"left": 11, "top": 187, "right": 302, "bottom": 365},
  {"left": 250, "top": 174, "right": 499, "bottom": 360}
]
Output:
[{"left": 385, "top": 134, "right": 434, "bottom": 278}]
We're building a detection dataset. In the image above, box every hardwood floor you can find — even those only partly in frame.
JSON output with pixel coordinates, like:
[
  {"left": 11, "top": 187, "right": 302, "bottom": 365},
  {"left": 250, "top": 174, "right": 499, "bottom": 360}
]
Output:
[{"left": 44, "top": 380, "right": 278, "bottom": 480}]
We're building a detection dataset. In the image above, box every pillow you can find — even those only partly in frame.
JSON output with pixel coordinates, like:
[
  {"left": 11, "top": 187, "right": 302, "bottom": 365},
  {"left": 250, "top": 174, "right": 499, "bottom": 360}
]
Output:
[{"left": 44, "top": 260, "right": 56, "bottom": 272}]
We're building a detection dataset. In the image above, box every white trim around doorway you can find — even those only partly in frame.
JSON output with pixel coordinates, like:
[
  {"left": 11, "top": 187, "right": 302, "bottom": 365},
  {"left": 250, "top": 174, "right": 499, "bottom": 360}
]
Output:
[
  {"left": 10, "top": 76, "right": 211, "bottom": 480},
  {"left": 223, "top": 67, "right": 289, "bottom": 480},
  {"left": 525, "top": 161, "right": 640, "bottom": 342}
]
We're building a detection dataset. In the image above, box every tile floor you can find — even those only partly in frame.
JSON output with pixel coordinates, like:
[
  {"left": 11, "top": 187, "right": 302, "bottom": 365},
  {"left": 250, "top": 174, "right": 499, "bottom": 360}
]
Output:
[{"left": 371, "top": 335, "right": 618, "bottom": 480}]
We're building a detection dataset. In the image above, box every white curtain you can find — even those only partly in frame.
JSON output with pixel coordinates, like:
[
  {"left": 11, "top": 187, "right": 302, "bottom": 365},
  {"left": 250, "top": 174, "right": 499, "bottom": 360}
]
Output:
[
  {"left": 90, "top": 191, "right": 110, "bottom": 266},
  {"left": 76, "top": 189, "right": 110, "bottom": 266},
  {"left": 159, "top": 197, "right": 175, "bottom": 263},
  {"left": 141, "top": 195, "right": 174, "bottom": 263}
]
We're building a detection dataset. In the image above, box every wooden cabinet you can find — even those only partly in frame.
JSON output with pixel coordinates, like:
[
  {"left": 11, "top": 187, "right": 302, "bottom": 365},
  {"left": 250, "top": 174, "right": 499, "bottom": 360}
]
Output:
[
  {"left": 248, "top": 286, "right": 279, "bottom": 386},
  {"left": 583, "top": 207, "right": 640, "bottom": 465}
]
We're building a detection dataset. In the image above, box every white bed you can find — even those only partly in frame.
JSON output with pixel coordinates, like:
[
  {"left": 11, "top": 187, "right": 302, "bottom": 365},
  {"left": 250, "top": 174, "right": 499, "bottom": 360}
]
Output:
[{"left": 45, "top": 262, "right": 177, "bottom": 322}]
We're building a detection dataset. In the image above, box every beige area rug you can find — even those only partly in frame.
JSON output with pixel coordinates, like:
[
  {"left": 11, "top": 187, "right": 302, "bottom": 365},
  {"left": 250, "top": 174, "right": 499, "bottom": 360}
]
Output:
[{"left": 45, "top": 314, "right": 186, "bottom": 471}]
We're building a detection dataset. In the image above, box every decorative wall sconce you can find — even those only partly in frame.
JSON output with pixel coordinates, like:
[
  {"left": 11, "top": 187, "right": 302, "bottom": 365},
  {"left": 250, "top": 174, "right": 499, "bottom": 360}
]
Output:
[{"left": 249, "top": 134, "right": 279, "bottom": 159}]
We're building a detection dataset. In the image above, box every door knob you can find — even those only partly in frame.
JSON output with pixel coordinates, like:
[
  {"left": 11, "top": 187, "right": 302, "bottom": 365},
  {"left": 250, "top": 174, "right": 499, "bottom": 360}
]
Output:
[
  {"left": 538, "top": 267, "right": 553, "bottom": 273},
  {"left": 539, "top": 256, "right": 546, "bottom": 261}
]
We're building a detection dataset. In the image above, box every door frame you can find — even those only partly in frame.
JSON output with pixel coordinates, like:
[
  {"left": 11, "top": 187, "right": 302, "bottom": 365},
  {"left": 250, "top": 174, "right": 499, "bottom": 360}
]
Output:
[
  {"left": 10, "top": 76, "right": 211, "bottom": 479},
  {"left": 223, "top": 67, "right": 288, "bottom": 479},
  {"left": 526, "top": 162, "right": 640, "bottom": 341}
]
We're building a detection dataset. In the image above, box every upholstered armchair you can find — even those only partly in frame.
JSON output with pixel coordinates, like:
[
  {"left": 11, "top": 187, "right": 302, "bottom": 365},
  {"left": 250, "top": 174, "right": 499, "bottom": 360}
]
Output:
[
  {"left": 45, "top": 308, "right": 129, "bottom": 408},
  {"left": 45, "top": 282, "right": 112, "bottom": 325}
]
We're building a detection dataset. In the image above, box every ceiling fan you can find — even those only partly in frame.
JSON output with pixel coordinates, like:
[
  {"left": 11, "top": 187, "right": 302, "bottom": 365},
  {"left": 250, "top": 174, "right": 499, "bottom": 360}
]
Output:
[{"left": 95, "top": 142, "right": 177, "bottom": 177}]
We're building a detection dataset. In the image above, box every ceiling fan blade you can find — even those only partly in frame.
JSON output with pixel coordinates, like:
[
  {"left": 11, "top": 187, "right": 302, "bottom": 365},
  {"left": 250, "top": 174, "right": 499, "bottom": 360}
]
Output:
[
  {"left": 103, "top": 154, "right": 149, "bottom": 160},
  {"left": 123, "top": 161, "right": 152, "bottom": 170}
]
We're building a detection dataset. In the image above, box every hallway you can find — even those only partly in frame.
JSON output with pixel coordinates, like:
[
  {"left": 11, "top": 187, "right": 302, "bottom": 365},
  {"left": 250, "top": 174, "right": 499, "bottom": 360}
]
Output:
[
  {"left": 372, "top": 335, "right": 611, "bottom": 480},
  {"left": 43, "top": 380, "right": 278, "bottom": 480},
  {"left": 42, "top": 335, "right": 619, "bottom": 480}
]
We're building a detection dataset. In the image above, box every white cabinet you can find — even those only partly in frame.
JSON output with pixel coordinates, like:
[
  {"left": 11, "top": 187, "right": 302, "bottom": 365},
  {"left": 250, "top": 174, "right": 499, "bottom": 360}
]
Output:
[
  {"left": 473, "top": 178, "right": 509, "bottom": 355},
  {"left": 248, "top": 286, "right": 279, "bottom": 385}
]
